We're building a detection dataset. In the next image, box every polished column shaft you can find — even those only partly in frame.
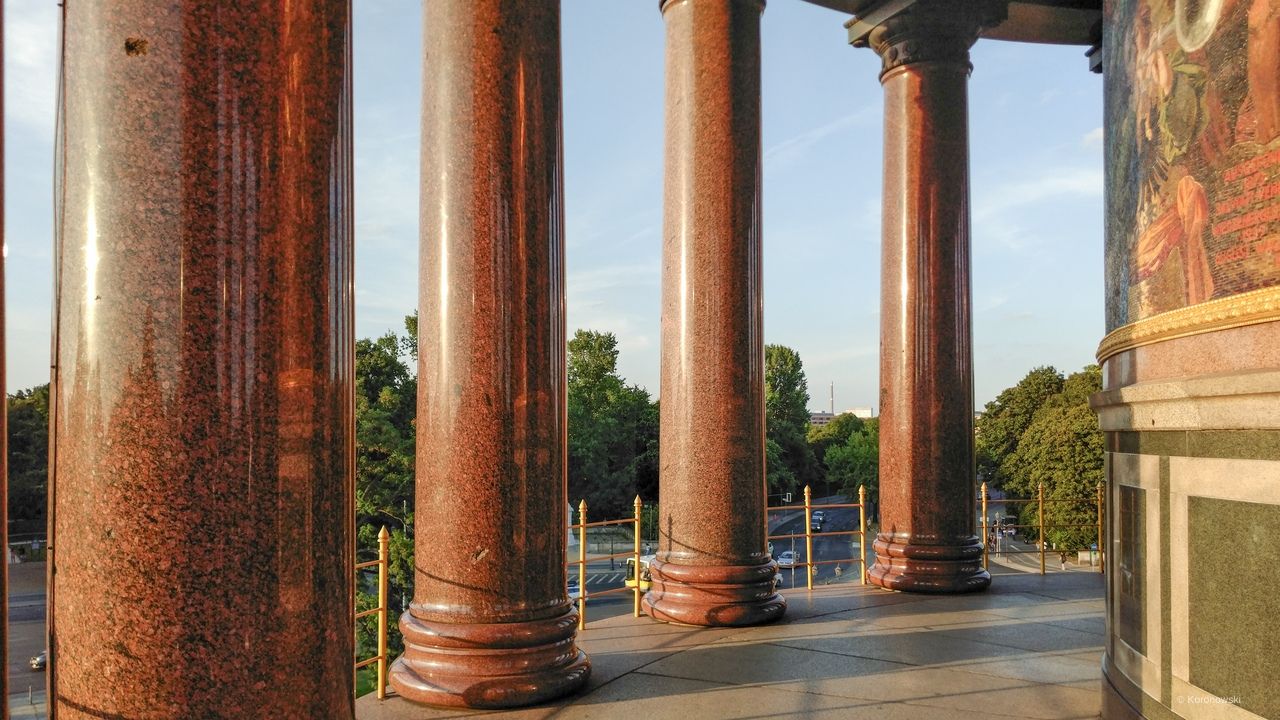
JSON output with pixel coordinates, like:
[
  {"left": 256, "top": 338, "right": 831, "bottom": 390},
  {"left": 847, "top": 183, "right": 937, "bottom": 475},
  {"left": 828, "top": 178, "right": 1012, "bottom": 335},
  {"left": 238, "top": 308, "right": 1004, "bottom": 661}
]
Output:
[
  {"left": 0, "top": 9, "right": 7, "bottom": 702},
  {"left": 52, "top": 2, "right": 354, "bottom": 716},
  {"left": 865, "top": 3, "right": 995, "bottom": 593},
  {"left": 388, "top": 0, "right": 589, "bottom": 708},
  {"left": 643, "top": 0, "right": 785, "bottom": 627}
]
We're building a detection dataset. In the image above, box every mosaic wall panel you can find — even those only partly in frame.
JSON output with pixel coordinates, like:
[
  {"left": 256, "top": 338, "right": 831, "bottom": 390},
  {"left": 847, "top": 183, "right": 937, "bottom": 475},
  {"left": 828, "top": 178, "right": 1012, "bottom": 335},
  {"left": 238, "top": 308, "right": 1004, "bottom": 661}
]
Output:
[{"left": 1105, "top": 0, "right": 1280, "bottom": 331}]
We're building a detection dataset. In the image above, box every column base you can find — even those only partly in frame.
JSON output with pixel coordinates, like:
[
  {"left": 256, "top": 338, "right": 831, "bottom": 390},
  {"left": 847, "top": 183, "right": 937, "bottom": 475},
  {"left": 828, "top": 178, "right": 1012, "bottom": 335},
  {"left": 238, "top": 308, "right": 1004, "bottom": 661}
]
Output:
[
  {"left": 868, "top": 534, "right": 991, "bottom": 593},
  {"left": 641, "top": 558, "right": 786, "bottom": 626},
  {"left": 388, "top": 607, "right": 590, "bottom": 709}
]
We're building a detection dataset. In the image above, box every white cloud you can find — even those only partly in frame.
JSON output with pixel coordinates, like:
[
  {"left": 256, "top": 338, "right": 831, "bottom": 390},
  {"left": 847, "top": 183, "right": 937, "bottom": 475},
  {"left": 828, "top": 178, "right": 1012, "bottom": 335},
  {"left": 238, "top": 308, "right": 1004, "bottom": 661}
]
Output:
[
  {"left": 5, "top": 0, "right": 59, "bottom": 138},
  {"left": 568, "top": 262, "right": 658, "bottom": 297},
  {"left": 1039, "top": 89, "right": 1063, "bottom": 105},
  {"left": 974, "top": 167, "right": 1103, "bottom": 224},
  {"left": 765, "top": 109, "right": 873, "bottom": 168},
  {"left": 1081, "top": 127, "right": 1104, "bottom": 148}
]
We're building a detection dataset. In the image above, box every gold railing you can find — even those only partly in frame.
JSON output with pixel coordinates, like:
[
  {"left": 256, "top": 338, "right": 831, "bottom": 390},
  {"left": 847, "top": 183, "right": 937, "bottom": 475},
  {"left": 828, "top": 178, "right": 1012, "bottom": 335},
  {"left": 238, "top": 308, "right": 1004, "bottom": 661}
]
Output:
[
  {"left": 354, "top": 526, "right": 390, "bottom": 699},
  {"left": 567, "top": 496, "right": 646, "bottom": 629},
  {"left": 979, "top": 482, "right": 1104, "bottom": 575},
  {"left": 766, "top": 485, "right": 868, "bottom": 590}
]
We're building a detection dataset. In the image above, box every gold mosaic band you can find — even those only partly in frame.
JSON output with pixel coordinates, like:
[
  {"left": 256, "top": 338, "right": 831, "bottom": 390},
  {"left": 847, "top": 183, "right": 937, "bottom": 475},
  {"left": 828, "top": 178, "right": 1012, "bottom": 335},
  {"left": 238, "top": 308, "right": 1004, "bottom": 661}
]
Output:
[{"left": 1096, "top": 285, "right": 1280, "bottom": 364}]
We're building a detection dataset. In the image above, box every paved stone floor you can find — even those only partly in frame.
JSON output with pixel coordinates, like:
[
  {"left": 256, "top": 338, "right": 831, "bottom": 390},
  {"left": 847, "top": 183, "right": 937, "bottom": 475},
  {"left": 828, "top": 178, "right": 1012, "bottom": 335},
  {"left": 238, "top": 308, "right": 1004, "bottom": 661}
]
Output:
[{"left": 358, "top": 571, "right": 1104, "bottom": 720}]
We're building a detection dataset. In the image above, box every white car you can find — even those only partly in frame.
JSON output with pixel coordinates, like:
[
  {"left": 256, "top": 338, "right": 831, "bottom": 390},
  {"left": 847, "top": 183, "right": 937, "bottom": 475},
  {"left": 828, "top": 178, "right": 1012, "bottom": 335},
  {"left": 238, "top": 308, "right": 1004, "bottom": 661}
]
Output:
[{"left": 776, "top": 550, "right": 797, "bottom": 567}]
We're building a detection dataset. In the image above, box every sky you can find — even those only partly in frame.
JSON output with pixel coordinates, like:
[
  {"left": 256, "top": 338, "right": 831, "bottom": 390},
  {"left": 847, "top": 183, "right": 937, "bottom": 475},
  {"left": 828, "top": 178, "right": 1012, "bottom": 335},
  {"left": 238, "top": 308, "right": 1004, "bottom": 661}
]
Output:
[{"left": 3, "top": 0, "right": 1104, "bottom": 411}]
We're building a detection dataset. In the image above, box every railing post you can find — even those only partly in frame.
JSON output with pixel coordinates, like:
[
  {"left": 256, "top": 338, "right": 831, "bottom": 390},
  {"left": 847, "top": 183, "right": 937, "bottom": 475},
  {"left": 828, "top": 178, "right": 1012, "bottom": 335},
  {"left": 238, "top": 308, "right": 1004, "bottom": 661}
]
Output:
[
  {"left": 1038, "top": 483, "right": 1046, "bottom": 576},
  {"left": 1096, "top": 482, "right": 1105, "bottom": 574},
  {"left": 633, "top": 495, "right": 643, "bottom": 618},
  {"left": 858, "top": 485, "right": 867, "bottom": 585},
  {"left": 376, "top": 526, "right": 389, "bottom": 700},
  {"left": 578, "top": 499, "right": 588, "bottom": 629},
  {"left": 980, "top": 481, "right": 988, "bottom": 570},
  {"left": 804, "top": 485, "right": 814, "bottom": 590}
]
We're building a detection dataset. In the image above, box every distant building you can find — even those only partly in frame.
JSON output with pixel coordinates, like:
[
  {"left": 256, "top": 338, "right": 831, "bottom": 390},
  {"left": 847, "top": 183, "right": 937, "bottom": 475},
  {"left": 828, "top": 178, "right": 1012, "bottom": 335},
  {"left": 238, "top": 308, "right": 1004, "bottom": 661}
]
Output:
[{"left": 810, "top": 408, "right": 875, "bottom": 426}]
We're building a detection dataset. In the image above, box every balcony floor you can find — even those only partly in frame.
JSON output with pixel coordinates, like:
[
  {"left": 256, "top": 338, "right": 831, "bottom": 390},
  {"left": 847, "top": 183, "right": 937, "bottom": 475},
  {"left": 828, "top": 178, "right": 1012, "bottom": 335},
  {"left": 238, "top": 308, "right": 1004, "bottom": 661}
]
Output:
[{"left": 357, "top": 570, "right": 1105, "bottom": 720}]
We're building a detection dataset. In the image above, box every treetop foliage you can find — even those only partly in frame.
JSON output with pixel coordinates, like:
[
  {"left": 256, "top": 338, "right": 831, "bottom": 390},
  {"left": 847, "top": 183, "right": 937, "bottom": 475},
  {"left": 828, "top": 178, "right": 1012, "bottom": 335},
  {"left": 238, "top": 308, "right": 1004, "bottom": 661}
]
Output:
[
  {"left": 7, "top": 383, "right": 50, "bottom": 528},
  {"left": 567, "top": 329, "right": 658, "bottom": 519},
  {"left": 764, "top": 344, "right": 818, "bottom": 495},
  {"left": 976, "top": 365, "right": 1065, "bottom": 489},
  {"left": 978, "top": 364, "right": 1104, "bottom": 549}
]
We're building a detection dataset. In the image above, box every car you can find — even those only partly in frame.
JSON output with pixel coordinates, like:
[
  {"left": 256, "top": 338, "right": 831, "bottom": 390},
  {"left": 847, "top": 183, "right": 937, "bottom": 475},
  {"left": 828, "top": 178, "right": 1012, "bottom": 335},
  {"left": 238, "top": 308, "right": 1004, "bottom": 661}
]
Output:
[
  {"left": 811, "top": 511, "right": 826, "bottom": 523},
  {"left": 777, "top": 550, "right": 797, "bottom": 567},
  {"left": 1003, "top": 515, "right": 1019, "bottom": 536},
  {"left": 29, "top": 651, "right": 47, "bottom": 671},
  {"left": 810, "top": 517, "right": 824, "bottom": 532},
  {"left": 767, "top": 541, "right": 775, "bottom": 556}
]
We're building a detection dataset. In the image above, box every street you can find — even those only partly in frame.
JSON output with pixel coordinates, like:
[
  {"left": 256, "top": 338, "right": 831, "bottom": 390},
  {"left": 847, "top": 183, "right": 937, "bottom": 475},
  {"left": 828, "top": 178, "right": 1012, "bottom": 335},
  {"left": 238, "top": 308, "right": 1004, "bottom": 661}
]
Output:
[{"left": 6, "top": 561, "right": 47, "bottom": 711}]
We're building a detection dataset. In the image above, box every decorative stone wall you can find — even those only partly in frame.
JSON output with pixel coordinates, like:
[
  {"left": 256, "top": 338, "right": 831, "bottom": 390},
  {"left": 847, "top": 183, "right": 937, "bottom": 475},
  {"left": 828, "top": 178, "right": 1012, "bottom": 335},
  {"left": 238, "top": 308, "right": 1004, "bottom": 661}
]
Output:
[{"left": 1098, "top": 1, "right": 1280, "bottom": 717}]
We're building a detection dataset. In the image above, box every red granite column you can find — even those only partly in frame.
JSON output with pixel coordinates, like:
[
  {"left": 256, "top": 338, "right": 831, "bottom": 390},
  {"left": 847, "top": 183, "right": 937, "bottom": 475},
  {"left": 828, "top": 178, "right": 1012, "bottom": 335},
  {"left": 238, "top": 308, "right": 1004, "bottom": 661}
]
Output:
[
  {"left": 387, "top": 0, "right": 590, "bottom": 709},
  {"left": 51, "top": 3, "right": 354, "bottom": 717},
  {"left": 862, "top": 2, "right": 999, "bottom": 593},
  {"left": 642, "top": 0, "right": 785, "bottom": 627},
  {"left": 0, "top": 8, "right": 7, "bottom": 702}
]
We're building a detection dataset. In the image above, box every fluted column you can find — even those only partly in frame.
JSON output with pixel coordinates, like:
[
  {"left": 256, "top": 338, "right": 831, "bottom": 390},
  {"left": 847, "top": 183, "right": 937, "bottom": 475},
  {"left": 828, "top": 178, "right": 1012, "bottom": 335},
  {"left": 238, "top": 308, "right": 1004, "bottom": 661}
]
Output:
[
  {"left": 0, "top": 8, "right": 7, "bottom": 703},
  {"left": 643, "top": 0, "right": 785, "bottom": 627},
  {"left": 857, "top": 1, "right": 1001, "bottom": 593},
  {"left": 51, "top": 2, "right": 354, "bottom": 716},
  {"left": 388, "top": 0, "right": 590, "bottom": 709}
]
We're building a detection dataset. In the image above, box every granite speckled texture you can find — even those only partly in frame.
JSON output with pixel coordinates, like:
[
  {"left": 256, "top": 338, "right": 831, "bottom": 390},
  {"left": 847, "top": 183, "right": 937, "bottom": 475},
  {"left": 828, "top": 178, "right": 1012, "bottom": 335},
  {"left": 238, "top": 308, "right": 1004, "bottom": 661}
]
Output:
[
  {"left": 388, "top": 0, "right": 589, "bottom": 708},
  {"left": 1, "top": 8, "right": 7, "bottom": 702},
  {"left": 1102, "top": 319, "right": 1280, "bottom": 390},
  {"left": 1187, "top": 496, "right": 1280, "bottom": 717},
  {"left": 643, "top": 0, "right": 785, "bottom": 628},
  {"left": 52, "top": 2, "right": 355, "bottom": 717},
  {"left": 865, "top": 3, "right": 990, "bottom": 594}
]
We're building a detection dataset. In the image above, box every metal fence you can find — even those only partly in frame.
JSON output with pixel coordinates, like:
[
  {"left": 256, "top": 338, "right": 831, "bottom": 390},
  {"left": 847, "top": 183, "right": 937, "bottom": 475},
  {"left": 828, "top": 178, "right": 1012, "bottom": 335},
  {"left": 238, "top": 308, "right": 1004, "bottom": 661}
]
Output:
[
  {"left": 979, "top": 481, "right": 1104, "bottom": 574},
  {"left": 353, "top": 526, "right": 390, "bottom": 700},
  {"left": 766, "top": 485, "right": 868, "bottom": 589},
  {"left": 567, "top": 496, "right": 646, "bottom": 629}
]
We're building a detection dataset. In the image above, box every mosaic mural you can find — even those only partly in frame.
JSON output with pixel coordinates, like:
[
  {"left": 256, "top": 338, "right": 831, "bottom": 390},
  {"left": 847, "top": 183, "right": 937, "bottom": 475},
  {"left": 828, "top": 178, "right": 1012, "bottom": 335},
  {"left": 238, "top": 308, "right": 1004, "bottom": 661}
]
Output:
[{"left": 1105, "top": 0, "right": 1280, "bottom": 330}]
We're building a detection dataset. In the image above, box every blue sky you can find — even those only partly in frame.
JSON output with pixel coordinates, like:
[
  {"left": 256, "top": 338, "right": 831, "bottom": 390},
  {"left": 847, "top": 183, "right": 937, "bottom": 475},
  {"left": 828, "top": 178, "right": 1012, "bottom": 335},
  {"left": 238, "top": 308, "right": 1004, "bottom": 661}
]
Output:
[{"left": 4, "top": 0, "right": 1103, "bottom": 410}]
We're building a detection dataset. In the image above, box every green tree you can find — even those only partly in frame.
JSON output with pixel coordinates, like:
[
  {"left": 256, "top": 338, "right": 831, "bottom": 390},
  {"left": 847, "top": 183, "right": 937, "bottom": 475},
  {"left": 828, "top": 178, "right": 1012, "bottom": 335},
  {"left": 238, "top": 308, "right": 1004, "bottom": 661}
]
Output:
[
  {"left": 764, "top": 344, "right": 817, "bottom": 495},
  {"left": 7, "top": 384, "right": 50, "bottom": 530},
  {"left": 825, "top": 418, "right": 879, "bottom": 513},
  {"left": 567, "top": 330, "right": 659, "bottom": 519},
  {"left": 354, "top": 315, "right": 418, "bottom": 662},
  {"left": 1003, "top": 366, "right": 1104, "bottom": 549},
  {"left": 765, "top": 438, "right": 796, "bottom": 499},
  {"left": 807, "top": 412, "right": 865, "bottom": 468},
  {"left": 976, "top": 366, "right": 1064, "bottom": 488}
]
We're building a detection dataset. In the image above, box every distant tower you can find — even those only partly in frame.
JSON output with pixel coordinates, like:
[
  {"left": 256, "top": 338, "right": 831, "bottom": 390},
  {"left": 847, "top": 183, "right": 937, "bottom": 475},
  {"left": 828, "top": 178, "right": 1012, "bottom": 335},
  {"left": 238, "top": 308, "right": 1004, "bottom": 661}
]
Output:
[{"left": 830, "top": 382, "right": 834, "bottom": 415}]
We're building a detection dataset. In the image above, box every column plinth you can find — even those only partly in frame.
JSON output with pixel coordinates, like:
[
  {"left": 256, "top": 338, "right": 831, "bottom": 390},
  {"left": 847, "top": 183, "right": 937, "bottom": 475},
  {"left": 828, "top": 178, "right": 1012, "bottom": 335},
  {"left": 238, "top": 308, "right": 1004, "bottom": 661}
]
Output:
[
  {"left": 642, "top": 0, "right": 785, "bottom": 628},
  {"left": 860, "top": 1, "right": 1002, "bottom": 594},
  {"left": 388, "top": 0, "right": 589, "bottom": 708},
  {"left": 51, "top": 2, "right": 354, "bottom": 716}
]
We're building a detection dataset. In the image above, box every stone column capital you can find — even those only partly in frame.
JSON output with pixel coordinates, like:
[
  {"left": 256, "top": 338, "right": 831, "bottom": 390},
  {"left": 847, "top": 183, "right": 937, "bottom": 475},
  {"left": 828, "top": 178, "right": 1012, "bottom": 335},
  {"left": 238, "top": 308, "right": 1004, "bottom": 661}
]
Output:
[
  {"left": 853, "top": 0, "right": 1005, "bottom": 78},
  {"left": 659, "top": 0, "right": 765, "bottom": 16}
]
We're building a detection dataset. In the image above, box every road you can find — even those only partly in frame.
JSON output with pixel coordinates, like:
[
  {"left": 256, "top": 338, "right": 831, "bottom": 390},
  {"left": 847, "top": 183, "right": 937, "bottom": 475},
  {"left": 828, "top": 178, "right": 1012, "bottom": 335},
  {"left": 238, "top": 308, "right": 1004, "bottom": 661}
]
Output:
[
  {"left": 769, "top": 500, "right": 872, "bottom": 588},
  {"left": 6, "top": 562, "right": 47, "bottom": 706}
]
